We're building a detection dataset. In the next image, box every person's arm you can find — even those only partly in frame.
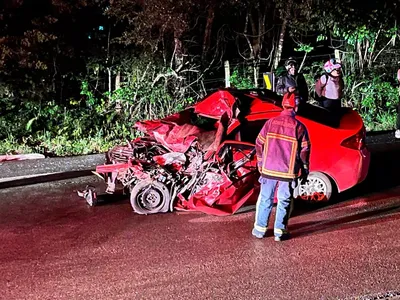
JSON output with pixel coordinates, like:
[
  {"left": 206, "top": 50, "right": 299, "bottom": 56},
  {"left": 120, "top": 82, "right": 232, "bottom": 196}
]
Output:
[
  {"left": 256, "top": 121, "right": 269, "bottom": 170},
  {"left": 297, "top": 73, "right": 309, "bottom": 102},
  {"left": 276, "top": 76, "right": 287, "bottom": 95},
  {"left": 315, "top": 76, "right": 324, "bottom": 98},
  {"left": 299, "top": 125, "right": 311, "bottom": 170}
]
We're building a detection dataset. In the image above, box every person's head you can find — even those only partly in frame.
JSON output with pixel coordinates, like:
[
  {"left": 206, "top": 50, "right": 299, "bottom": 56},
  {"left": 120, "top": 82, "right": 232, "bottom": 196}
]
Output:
[
  {"left": 285, "top": 57, "right": 298, "bottom": 75},
  {"left": 282, "top": 92, "right": 300, "bottom": 112},
  {"left": 324, "top": 59, "right": 342, "bottom": 77}
]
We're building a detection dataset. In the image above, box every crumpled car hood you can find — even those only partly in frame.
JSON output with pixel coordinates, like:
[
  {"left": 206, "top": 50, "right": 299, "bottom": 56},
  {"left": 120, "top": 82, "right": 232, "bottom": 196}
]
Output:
[
  {"left": 94, "top": 89, "right": 262, "bottom": 215},
  {"left": 192, "top": 90, "right": 236, "bottom": 119}
]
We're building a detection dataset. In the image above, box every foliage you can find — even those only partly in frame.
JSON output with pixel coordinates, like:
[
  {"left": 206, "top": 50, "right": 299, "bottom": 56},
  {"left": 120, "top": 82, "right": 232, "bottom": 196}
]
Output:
[
  {"left": 111, "top": 55, "right": 196, "bottom": 120},
  {"left": 0, "top": 135, "right": 34, "bottom": 155},
  {"left": 344, "top": 73, "right": 399, "bottom": 131},
  {"left": 2, "top": 0, "right": 400, "bottom": 155},
  {"left": 0, "top": 98, "right": 133, "bottom": 156},
  {"left": 0, "top": 53, "right": 196, "bottom": 156},
  {"left": 230, "top": 67, "right": 254, "bottom": 89},
  {"left": 301, "top": 60, "right": 325, "bottom": 103}
]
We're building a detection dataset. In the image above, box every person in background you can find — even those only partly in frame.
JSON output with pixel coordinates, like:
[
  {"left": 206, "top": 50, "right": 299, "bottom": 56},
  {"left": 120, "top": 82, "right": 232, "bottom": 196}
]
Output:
[
  {"left": 315, "top": 59, "right": 344, "bottom": 111},
  {"left": 395, "top": 68, "right": 400, "bottom": 139},
  {"left": 252, "top": 92, "right": 310, "bottom": 242},
  {"left": 276, "top": 57, "right": 309, "bottom": 105}
]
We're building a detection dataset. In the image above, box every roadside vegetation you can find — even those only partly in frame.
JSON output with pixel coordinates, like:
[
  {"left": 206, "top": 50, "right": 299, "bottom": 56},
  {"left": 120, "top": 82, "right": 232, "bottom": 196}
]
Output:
[{"left": 1, "top": 0, "right": 399, "bottom": 156}]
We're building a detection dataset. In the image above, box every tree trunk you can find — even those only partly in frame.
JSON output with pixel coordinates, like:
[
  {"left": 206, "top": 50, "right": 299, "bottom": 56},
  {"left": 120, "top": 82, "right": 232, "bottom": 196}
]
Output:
[
  {"left": 106, "top": 26, "right": 112, "bottom": 101},
  {"left": 245, "top": 4, "right": 267, "bottom": 88},
  {"left": 115, "top": 71, "right": 121, "bottom": 113},
  {"left": 173, "top": 36, "right": 184, "bottom": 71},
  {"left": 253, "top": 61, "right": 259, "bottom": 88},
  {"left": 272, "top": 18, "right": 287, "bottom": 71},
  {"left": 107, "top": 67, "right": 112, "bottom": 102},
  {"left": 202, "top": 2, "right": 216, "bottom": 64},
  {"left": 272, "top": 0, "right": 293, "bottom": 71},
  {"left": 252, "top": 5, "right": 267, "bottom": 87},
  {"left": 224, "top": 60, "right": 231, "bottom": 88}
]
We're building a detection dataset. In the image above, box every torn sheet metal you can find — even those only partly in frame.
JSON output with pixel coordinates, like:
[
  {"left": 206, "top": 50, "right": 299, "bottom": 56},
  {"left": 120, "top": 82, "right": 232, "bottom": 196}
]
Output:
[{"left": 82, "top": 90, "right": 260, "bottom": 215}]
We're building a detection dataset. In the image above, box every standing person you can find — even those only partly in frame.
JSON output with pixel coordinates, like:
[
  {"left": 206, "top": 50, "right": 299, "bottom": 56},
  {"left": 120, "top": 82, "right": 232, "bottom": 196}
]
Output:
[
  {"left": 276, "top": 57, "right": 309, "bottom": 105},
  {"left": 395, "top": 68, "right": 400, "bottom": 139},
  {"left": 315, "top": 59, "right": 344, "bottom": 111},
  {"left": 252, "top": 93, "right": 311, "bottom": 242}
]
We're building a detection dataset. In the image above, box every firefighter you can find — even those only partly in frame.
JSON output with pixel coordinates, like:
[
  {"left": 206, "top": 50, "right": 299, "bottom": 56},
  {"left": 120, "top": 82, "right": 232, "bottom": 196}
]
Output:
[
  {"left": 252, "top": 93, "right": 311, "bottom": 241},
  {"left": 276, "top": 57, "right": 309, "bottom": 105}
]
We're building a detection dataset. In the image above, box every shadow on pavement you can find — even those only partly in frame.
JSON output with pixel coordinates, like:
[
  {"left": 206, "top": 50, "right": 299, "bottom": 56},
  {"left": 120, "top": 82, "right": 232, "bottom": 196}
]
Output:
[
  {"left": 291, "top": 147, "right": 400, "bottom": 216},
  {"left": 78, "top": 145, "right": 400, "bottom": 217},
  {"left": 289, "top": 146, "right": 400, "bottom": 238},
  {"left": 338, "top": 147, "right": 400, "bottom": 201},
  {"left": 93, "top": 193, "right": 128, "bottom": 206},
  {"left": 291, "top": 203, "right": 400, "bottom": 239},
  {"left": 0, "top": 170, "right": 94, "bottom": 189}
]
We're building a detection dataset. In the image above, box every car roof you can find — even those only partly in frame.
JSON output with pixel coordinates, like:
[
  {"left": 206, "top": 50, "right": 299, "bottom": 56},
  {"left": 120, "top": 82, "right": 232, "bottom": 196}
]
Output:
[
  {"left": 226, "top": 89, "right": 347, "bottom": 128},
  {"left": 193, "top": 88, "right": 360, "bottom": 129}
]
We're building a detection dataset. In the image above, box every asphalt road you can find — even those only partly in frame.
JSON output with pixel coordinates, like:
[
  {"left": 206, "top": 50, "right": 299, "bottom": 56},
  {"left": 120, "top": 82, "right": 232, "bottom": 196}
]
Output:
[
  {"left": 1, "top": 173, "right": 400, "bottom": 299},
  {"left": 1, "top": 128, "right": 400, "bottom": 300}
]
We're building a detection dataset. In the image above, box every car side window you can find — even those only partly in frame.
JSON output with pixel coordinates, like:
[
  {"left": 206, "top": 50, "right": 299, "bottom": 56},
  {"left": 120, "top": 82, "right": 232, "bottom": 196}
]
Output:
[
  {"left": 297, "top": 103, "right": 347, "bottom": 128},
  {"left": 239, "top": 119, "right": 267, "bottom": 143}
]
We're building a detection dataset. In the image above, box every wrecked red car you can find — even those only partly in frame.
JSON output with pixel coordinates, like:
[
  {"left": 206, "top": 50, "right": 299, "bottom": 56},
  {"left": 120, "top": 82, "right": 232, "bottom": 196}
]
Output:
[{"left": 80, "top": 88, "right": 370, "bottom": 216}]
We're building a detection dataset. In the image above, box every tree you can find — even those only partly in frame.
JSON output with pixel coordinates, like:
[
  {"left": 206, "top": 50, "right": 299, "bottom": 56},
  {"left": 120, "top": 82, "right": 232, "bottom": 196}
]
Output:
[
  {"left": 0, "top": 0, "right": 102, "bottom": 106},
  {"left": 233, "top": 0, "right": 275, "bottom": 86}
]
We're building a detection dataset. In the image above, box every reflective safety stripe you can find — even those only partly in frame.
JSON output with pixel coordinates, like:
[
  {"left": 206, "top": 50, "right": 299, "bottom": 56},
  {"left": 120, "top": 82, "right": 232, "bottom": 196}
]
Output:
[
  {"left": 261, "top": 168, "right": 296, "bottom": 179},
  {"left": 267, "top": 133, "right": 297, "bottom": 142},
  {"left": 288, "top": 140, "right": 296, "bottom": 175},
  {"left": 260, "top": 133, "right": 298, "bottom": 178},
  {"left": 263, "top": 74, "right": 272, "bottom": 90},
  {"left": 254, "top": 224, "right": 267, "bottom": 233},
  {"left": 274, "top": 228, "right": 288, "bottom": 235},
  {"left": 257, "top": 134, "right": 266, "bottom": 143}
]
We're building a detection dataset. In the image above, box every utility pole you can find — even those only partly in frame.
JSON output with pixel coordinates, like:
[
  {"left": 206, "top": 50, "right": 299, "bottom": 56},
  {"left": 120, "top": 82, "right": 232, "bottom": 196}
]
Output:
[
  {"left": 334, "top": 49, "right": 341, "bottom": 62},
  {"left": 224, "top": 60, "right": 231, "bottom": 88}
]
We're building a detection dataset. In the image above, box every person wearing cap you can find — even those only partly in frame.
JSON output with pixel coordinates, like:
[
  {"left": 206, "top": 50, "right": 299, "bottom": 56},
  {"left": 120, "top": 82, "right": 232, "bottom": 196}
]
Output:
[
  {"left": 276, "top": 57, "right": 309, "bottom": 105},
  {"left": 252, "top": 92, "right": 311, "bottom": 242},
  {"left": 315, "top": 59, "right": 344, "bottom": 110}
]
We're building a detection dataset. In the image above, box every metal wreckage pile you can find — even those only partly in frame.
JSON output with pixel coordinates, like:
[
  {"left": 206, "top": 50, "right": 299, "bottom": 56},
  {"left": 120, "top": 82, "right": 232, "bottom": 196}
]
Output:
[{"left": 79, "top": 89, "right": 263, "bottom": 216}]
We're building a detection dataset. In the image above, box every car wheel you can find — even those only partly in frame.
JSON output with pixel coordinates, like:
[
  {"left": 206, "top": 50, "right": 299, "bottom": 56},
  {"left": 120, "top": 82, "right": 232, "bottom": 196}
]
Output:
[
  {"left": 130, "top": 179, "right": 171, "bottom": 214},
  {"left": 294, "top": 172, "right": 333, "bottom": 202}
]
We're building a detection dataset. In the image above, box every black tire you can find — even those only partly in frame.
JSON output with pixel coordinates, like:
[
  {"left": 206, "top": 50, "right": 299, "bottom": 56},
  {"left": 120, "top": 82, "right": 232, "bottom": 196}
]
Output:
[
  {"left": 294, "top": 172, "right": 333, "bottom": 202},
  {"left": 130, "top": 180, "right": 171, "bottom": 214}
]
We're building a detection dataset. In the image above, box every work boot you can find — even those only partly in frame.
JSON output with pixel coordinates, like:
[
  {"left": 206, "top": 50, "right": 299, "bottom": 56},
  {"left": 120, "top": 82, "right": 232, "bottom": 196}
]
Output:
[
  {"left": 274, "top": 233, "right": 290, "bottom": 242},
  {"left": 252, "top": 228, "right": 265, "bottom": 239}
]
